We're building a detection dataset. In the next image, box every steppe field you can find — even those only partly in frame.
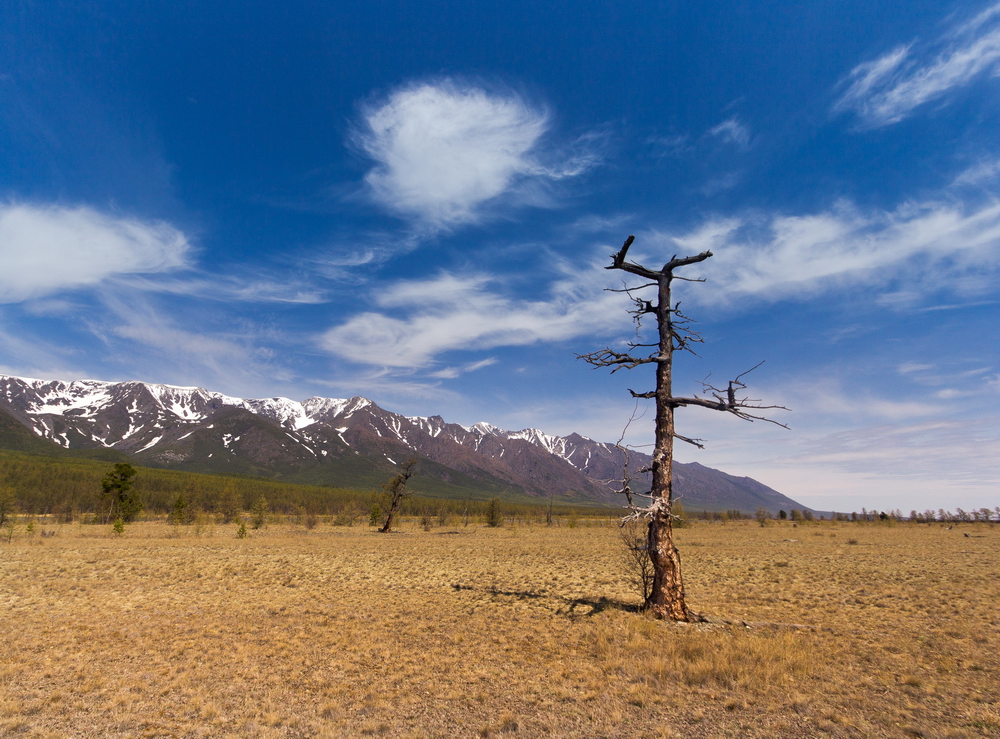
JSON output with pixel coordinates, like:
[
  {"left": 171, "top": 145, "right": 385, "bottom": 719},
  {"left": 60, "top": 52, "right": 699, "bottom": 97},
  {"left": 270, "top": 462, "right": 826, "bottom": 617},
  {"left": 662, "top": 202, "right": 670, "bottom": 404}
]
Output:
[{"left": 1, "top": 518, "right": 997, "bottom": 739}]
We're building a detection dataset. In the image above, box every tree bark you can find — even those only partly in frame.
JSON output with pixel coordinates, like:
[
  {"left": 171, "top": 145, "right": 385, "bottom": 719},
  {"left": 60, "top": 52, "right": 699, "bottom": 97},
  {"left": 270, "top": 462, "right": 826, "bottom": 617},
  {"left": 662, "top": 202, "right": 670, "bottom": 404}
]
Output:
[
  {"left": 379, "top": 495, "right": 403, "bottom": 533},
  {"left": 646, "top": 270, "right": 691, "bottom": 620}
]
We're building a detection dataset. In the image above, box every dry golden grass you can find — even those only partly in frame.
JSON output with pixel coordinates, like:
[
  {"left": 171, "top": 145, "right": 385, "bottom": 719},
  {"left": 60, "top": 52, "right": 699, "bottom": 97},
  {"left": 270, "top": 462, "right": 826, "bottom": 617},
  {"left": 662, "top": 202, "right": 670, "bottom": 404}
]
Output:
[{"left": 1, "top": 518, "right": 998, "bottom": 738}]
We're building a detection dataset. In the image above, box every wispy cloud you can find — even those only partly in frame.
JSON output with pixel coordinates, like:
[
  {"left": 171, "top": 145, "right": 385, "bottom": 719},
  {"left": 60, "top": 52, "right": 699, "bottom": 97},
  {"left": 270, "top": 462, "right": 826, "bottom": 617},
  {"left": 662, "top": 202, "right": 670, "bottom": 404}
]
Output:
[
  {"left": 319, "top": 192, "right": 1000, "bottom": 370},
  {"left": 354, "top": 79, "right": 597, "bottom": 228},
  {"left": 953, "top": 158, "right": 1000, "bottom": 186},
  {"left": 707, "top": 117, "right": 751, "bottom": 148},
  {"left": 834, "top": 2, "right": 1000, "bottom": 127},
  {"left": 0, "top": 203, "right": 191, "bottom": 303},
  {"left": 429, "top": 357, "right": 498, "bottom": 379},
  {"left": 319, "top": 260, "right": 627, "bottom": 369},
  {"left": 94, "top": 291, "right": 293, "bottom": 394},
  {"left": 0, "top": 316, "right": 87, "bottom": 381},
  {"left": 119, "top": 274, "right": 327, "bottom": 304},
  {"left": 667, "top": 198, "right": 1000, "bottom": 303},
  {"left": 669, "top": 375, "right": 1000, "bottom": 510}
]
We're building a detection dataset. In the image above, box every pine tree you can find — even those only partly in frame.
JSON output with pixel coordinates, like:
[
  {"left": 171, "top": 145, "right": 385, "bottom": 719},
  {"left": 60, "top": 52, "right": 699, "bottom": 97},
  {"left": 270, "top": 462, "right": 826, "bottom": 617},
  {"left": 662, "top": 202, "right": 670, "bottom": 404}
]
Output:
[{"left": 101, "top": 463, "right": 142, "bottom": 523}]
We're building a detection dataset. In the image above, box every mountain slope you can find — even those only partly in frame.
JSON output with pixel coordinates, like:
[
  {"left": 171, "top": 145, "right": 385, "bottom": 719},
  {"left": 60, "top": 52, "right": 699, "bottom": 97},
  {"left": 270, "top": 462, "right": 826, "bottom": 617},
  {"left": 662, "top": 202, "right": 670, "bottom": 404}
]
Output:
[{"left": 0, "top": 374, "right": 807, "bottom": 512}]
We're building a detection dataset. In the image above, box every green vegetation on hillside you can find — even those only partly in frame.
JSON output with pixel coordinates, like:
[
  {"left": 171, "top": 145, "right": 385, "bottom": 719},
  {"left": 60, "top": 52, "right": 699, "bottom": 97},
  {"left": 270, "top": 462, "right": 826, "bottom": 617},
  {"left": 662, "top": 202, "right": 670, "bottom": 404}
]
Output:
[{"left": 0, "top": 450, "right": 610, "bottom": 523}]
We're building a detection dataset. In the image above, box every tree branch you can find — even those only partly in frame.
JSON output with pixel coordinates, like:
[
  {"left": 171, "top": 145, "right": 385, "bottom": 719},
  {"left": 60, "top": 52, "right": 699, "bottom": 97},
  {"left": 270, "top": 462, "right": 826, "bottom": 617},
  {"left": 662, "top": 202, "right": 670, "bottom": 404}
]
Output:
[
  {"left": 679, "top": 361, "right": 790, "bottom": 426},
  {"left": 578, "top": 348, "right": 658, "bottom": 373},
  {"left": 607, "top": 234, "right": 661, "bottom": 280},
  {"left": 670, "top": 395, "right": 790, "bottom": 427},
  {"left": 606, "top": 282, "right": 658, "bottom": 293},
  {"left": 663, "top": 250, "right": 713, "bottom": 273},
  {"left": 673, "top": 433, "right": 706, "bottom": 449}
]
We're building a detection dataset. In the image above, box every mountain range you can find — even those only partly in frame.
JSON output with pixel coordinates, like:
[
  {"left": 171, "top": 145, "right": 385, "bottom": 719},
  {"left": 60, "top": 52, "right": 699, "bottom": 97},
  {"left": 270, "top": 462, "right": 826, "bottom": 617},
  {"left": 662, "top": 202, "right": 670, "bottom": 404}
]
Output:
[{"left": 0, "top": 375, "right": 808, "bottom": 513}]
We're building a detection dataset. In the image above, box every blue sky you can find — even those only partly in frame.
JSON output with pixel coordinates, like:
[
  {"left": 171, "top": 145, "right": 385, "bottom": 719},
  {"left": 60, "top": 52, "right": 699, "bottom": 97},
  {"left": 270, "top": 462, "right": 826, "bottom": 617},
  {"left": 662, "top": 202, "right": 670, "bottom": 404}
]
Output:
[{"left": 2, "top": 0, "right": 999, "bottom": 512}]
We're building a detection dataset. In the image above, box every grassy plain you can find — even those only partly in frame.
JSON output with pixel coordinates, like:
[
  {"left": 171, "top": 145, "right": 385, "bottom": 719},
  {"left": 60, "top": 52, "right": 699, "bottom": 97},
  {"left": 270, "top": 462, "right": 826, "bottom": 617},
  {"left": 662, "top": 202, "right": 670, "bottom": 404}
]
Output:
[{"left": 0, "top": 518, "right": 997, "bottom": 738}]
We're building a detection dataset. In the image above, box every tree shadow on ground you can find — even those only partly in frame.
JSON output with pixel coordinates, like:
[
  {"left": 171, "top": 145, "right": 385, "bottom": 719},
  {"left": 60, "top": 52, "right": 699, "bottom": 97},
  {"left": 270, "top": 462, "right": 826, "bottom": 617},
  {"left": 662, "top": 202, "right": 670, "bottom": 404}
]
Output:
[{"left": 450, "top": 582, "right": 640, "bottom": 616}]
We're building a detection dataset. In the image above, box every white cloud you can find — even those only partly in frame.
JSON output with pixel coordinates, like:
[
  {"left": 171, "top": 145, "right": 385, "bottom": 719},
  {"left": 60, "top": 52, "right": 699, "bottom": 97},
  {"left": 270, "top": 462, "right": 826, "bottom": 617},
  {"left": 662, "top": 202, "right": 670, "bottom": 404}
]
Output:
[
  {"left": 667, "top": 198, "right": 1000, "bottom": 303},
  {"left": 429, "top": 357, "right": 498, "bottom": 379},
  {"left": 707, "top": 117, "right": 751, "bottom": 148},
  {"left": 834, "top": 3, "right": 1000, "bottom": 127},
  {"left": 120, "top": 274, "right": 326, "bottom": 304},
  {"left": 0, "top": 203, "right": 190, "bottom": 303},
  {"left": 319, "top": 263, "right": 627, "bottom": 368},
  {"left": 355, "top": 80, "right": 592, "bottom": 226},
  {"left": 307, "top": 370, "right": 464, "bottom": 404},
  {"left": 320, "top": 193, "right": 1000, "bottom": 371},
  {"left": 898, "top": 362, "right": 934, "bottom": 375},
  {"left": 953, "top": 158, "right": 1000, "bottom": 186}
]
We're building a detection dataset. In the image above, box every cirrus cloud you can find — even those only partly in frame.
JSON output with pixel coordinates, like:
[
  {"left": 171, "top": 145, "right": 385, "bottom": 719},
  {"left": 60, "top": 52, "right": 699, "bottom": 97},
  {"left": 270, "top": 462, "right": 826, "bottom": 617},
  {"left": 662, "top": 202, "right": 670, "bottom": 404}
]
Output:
[
  {"left": 669, "top": 198, "right": 1000, "bottom": 303},
  {"left": 319, "top": 267, "right": 625, "bottom": 369},
  {"left": 320, "top": 195, "right": 1000, "bottom": 370},
  {"left": 834, "top": 2, "right": 1000, "bottom": 127},
  {"left": 0, "top": 203, "right": 191, "bottom": 303}
]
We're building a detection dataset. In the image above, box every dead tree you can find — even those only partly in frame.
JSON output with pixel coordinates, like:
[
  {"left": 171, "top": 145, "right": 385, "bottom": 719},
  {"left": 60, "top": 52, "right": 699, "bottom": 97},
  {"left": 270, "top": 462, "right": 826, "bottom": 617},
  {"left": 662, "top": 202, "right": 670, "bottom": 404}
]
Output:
[
  {"left": 378, "top": 458, "right": 417, "bottom": 533},
  {"left": 580, "top": 235, "right": 787, "bottom": 621}
]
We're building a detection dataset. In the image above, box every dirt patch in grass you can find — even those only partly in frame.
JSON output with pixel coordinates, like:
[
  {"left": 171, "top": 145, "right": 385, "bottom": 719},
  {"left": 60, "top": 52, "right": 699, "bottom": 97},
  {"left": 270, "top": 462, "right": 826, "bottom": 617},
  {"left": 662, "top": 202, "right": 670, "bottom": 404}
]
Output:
[{"left": 0, "top": 520, "right": 997, "bottom": 737}]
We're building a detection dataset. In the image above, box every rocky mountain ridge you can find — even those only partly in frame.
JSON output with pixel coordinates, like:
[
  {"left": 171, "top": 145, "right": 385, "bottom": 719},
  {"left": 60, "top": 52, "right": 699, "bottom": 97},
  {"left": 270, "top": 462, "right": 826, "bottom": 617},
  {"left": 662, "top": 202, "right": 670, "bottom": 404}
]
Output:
[{"left": 0, "top": 375, "right": 807, "bottom": 512}]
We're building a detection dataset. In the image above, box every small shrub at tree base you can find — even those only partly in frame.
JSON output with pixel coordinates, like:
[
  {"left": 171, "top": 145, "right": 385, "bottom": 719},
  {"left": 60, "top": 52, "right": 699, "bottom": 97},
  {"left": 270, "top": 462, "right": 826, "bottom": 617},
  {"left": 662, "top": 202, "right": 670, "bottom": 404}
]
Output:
[
  {"left": 112, "top": 518, "right": 125, "bottom": 537},
  {"left": 755, "top": 506, "right": 769, "bottom": 528},
  {"left": 236, "top": 520, "right": 248, "bottom": 539},
  {"left": 619, "top": 519, "right": 653, "bottom": 603},
  {"left": 369, "top": 504, "right": 382, "bottom": 527}
]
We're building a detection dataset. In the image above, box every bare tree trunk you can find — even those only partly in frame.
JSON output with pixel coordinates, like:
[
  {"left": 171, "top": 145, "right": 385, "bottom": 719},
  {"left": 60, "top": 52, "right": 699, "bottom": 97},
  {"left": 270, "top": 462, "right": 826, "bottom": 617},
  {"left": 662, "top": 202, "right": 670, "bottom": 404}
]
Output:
[
  {"left": 579, "top": 235, "right": 788, "bottom": 622},
  {"left": 647, "top": 270, "right": 691, "bottom": 619},
  {"left": 378, "top": 459, "right": 417, "bottom": 533},
  {"left": 379, "top": 494, "right": 403, "bottom": 533}
]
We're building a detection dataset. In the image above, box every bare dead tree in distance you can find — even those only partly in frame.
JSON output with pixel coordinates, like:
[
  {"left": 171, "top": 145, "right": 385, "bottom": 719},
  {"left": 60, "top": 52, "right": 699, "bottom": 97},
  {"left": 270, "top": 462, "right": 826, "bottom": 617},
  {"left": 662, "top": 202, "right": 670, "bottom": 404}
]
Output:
[
  {"left": 579, "top": 235, "right": 788, "bottom": 621},
  {"left": 378, "top": 458, "right": 418, "bottom": 533}
]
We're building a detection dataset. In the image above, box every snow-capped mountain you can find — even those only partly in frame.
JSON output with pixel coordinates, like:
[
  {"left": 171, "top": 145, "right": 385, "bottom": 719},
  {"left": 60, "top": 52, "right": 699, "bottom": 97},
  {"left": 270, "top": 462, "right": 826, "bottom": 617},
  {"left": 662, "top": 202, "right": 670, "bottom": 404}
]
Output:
[{"left": 0, "top": 374, "right": 806, "bottom": 512}]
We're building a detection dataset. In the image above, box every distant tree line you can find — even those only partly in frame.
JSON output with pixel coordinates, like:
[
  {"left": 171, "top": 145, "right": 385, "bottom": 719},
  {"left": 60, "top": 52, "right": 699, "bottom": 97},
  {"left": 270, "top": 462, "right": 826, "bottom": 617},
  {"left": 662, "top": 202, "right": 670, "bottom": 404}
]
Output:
[
  {"left": 757, "top": 507, "right": 1000, "bottom": 524},
  {"left": 0, "top": 450, "right": 614, "bottom": 525}
]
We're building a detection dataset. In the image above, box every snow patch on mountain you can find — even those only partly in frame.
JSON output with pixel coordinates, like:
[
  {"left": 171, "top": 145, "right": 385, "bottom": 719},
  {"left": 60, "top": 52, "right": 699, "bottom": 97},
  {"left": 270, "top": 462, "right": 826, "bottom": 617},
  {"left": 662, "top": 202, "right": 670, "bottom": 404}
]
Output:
[
  {"left": 407, "top": 416, "right": 446, "bottom": 437},
  {"left": 467, "top": 421, "right": 504, "bottom": 436},
  {"left": 14, "top": 378, "right": 117, "bottom": 417},
  {"left": 303, "top": 396, "right": 370, "bottom": 421},
  {"left": 507, "top": 428, "right": 567, "bottom": 456},
  {"left": 0, "top": 373, "right": 616, "bottom": 484}
]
